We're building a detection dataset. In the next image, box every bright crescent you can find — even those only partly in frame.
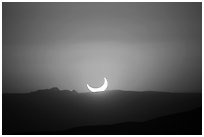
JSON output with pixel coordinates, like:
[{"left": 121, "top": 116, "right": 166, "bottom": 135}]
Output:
[{"left": 87, "top": 78, "right": 108, "bottom": 92}]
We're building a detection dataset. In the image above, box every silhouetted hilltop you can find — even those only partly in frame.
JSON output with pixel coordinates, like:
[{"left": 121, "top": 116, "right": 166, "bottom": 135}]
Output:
[
  {"left": 30, "top": 87, "right": 77, "bottom": 94},
  {"left": 3, "top": 88, "right": 202, "bottom": 135}
]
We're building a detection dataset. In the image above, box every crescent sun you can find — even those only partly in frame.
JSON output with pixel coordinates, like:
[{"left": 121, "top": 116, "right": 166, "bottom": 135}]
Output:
[{"left": 87, "top": 77, "right": 108, "bottom": 92}]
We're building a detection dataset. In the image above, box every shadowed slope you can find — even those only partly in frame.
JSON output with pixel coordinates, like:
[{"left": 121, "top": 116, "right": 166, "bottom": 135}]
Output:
[
  {"left": 29, "top": 107, "right": 201, "bottom": 135},
  {"left": 3, "top": 88, "right": 202, "bottom": 135}
]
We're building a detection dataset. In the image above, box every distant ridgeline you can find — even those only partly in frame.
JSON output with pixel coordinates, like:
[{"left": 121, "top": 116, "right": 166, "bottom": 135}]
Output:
[{"left": 30, "top": 87, "right": 78, "bottom": 94}]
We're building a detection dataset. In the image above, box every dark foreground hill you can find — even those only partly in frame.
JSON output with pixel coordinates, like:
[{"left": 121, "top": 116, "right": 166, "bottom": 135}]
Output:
[
  {"left": 2, "top": 88, "right": 202, "bottom": 135},
  {"left": 25, "top": 107, "right": 202, "bottom": 135}
]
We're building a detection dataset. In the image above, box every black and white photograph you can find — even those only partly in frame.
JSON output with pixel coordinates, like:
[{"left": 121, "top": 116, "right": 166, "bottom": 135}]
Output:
[{"left": 2, "top": 2, "right": 202, "bottom": 135}]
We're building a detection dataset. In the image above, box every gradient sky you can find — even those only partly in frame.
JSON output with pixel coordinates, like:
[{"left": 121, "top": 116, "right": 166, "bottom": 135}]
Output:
[{"left": 3, "top": 2, "right": 202, "bottom": 93}]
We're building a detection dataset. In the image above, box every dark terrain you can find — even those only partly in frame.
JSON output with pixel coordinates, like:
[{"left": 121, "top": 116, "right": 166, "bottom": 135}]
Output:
[{"left": 2, "top": 87, "right": 202, "bottom": 135}]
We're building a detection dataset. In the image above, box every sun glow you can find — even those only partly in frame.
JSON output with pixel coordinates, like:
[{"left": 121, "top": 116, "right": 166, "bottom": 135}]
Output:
[{"left": 87, "top": 77, "right": 108, "bottom": 92}]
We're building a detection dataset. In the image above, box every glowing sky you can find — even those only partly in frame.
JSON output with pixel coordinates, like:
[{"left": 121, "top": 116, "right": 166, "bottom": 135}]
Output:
[{"left": 3, "top": 3, "right": 201, "bottom": 93}]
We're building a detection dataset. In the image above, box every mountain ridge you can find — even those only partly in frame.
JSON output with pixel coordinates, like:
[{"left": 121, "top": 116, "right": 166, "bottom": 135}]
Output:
[
  {"left": 3, "top": 87, "right": 202, "bottom": 95},
  {"left": 3, "top": 87, "right": 201, "bottom": 134}
]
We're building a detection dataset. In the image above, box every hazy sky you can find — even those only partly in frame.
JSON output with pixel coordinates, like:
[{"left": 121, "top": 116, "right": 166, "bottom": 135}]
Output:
[{"left": 3, "top": 2, "right": 201, "bottom": 93}]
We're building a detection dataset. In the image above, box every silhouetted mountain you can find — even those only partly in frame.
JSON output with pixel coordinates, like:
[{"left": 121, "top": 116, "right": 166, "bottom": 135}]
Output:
[
  {"left": 29, "top": 87, "right": 78, "bottom": 95},
  {"left": 25, "top": 107, "right": 202, "bottom": 135},
  {"left": 2, "top": 88, "right": 202, "bottom": 135}
]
